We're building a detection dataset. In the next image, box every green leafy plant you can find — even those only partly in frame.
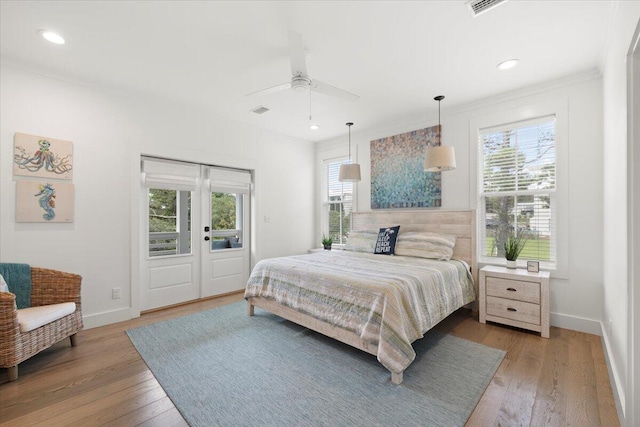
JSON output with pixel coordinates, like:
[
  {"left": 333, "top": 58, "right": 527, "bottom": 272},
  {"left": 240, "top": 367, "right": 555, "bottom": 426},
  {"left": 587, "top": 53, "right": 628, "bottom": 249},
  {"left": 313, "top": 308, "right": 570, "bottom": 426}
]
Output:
[
  {"left": 504, "top": 229, "right": 529, "bottom": 261},
  {"left": 321, "top": 234, "right": 333, "bottom": 246}
]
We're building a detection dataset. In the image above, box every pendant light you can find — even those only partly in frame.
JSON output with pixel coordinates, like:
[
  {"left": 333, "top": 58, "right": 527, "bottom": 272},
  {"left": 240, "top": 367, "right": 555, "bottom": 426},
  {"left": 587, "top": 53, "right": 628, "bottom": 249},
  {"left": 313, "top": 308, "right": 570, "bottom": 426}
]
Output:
[
  {"left": 424, "top": 95, "right": 456, "bottom": 172},
  {"left": 338, "top": 122, "right": 361, "bottom": 182}
]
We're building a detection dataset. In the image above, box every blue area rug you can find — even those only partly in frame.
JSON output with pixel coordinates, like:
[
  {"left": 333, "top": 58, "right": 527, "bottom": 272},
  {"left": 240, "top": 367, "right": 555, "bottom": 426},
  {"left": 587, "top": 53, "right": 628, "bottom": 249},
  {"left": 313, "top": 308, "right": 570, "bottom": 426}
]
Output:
[{"left": 127, "top": 302, "right": 505, "bottom": 427}]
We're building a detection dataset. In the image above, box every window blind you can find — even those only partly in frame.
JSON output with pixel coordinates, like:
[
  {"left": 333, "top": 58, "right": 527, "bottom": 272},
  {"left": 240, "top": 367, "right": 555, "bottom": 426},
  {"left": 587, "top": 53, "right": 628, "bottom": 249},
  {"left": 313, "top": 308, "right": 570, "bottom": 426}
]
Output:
[
  {"left": 208, "top": 167, "right": 252, "bottom": 194},
  {"left": 142, "top": 158, "right": 199, "bottom": 191}
]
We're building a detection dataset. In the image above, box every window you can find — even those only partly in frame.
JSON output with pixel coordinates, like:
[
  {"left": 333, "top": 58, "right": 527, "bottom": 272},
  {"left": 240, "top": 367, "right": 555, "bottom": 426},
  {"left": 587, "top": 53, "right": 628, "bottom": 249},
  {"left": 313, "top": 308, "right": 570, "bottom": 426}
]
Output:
[
  {"left": 210, "top": 192, "right": 244, "bottom": 250},
  {"left": 142, "top": 158, "right": 199, "bottom": 258},
  {"left": 322, "top": 158, "right": 354, "bottom": 245},
  {"left": 207, "top": 167, "right": 251, "bottom": 251},
  {"left": 148, "top": 189, "right": 192, "bottom": 256},
  {"left": 478, "top": 115, "right": 556, "bottom": 267}
]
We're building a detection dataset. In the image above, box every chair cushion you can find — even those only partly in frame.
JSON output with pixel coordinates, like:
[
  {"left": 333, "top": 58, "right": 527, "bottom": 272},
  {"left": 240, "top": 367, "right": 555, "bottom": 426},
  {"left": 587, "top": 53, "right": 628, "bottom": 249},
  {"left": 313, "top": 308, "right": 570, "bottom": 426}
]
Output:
[{"left": 17, "top": 302, "right": 76, "bottom": 333}]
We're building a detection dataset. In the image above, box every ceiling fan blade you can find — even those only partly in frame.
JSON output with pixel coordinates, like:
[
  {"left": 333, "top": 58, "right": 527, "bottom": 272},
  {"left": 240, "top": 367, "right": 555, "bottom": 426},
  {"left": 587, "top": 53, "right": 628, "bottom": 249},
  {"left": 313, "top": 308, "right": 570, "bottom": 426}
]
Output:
[
  {"left": 245, "top": 82, "right": 291, "bottom": 97},
  {"left": 288, "top": 31, "right": 308, "bottom": 77},
  {"left": 311, "top": 80, "right": 360, "bottom": 102}
]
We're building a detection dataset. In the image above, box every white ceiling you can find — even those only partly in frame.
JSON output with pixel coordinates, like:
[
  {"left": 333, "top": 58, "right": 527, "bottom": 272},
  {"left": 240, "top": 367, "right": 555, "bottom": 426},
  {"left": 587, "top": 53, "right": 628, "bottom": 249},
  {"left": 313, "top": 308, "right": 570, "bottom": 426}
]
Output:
[{"left": 0, "top": 1, "right": 614, "bottom": 142}]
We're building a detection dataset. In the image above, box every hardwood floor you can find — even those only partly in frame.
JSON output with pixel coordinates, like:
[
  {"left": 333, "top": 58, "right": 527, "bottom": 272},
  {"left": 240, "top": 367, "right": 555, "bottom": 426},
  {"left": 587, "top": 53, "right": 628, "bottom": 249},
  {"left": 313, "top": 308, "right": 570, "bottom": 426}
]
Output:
[{"left": 0, "top": 293, "right": 619, "bottom": 427}]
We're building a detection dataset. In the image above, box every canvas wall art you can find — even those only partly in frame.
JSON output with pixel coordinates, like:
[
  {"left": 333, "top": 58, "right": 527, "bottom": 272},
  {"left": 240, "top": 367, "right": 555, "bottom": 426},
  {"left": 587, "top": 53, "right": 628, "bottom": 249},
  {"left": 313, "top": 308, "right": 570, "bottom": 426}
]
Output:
[
  {"left": 370, "top": 125, "right": 442, "bottom": 209},
  {"left": 16, "top": 181, "right": 75, "bottom": 223},
  {"left": 13, "top": 132, "right": 73, "bottom": 180}
]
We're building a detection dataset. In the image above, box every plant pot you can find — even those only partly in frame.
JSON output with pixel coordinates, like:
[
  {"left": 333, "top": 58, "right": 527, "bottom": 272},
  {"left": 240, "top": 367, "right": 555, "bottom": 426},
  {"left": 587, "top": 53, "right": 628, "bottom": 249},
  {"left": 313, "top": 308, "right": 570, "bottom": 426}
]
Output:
[
  {"left": 505, "top": 260, "right": 517, "bottom": 269},
  {"left": 323, "top": 244, "right": 332, "bottom": 250}
]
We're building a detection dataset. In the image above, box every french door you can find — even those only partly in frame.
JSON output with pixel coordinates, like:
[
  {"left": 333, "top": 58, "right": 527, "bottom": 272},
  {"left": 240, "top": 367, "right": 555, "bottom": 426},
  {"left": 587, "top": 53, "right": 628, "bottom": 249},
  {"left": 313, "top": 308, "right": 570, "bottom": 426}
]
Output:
[
  {"left": 201, "top": 168, "right": 251, "bottom": 297},
  {"left": 141, "top": 158, "right": 251, "bottom": 311}
]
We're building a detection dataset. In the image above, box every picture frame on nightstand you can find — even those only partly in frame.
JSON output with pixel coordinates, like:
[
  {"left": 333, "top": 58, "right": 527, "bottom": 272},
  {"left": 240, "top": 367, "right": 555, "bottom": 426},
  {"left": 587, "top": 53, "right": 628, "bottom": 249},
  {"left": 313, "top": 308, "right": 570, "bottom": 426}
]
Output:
[{"left": 527, "top": 261, "right": 540, "bottom": 273}]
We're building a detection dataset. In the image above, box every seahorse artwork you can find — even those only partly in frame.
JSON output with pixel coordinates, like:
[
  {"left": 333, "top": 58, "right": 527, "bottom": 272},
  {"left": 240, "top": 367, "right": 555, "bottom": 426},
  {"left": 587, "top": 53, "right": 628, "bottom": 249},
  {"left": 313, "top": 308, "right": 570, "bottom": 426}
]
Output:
[
  {"left": 34, "top": 183, "right": 56, "bottom": 221},
  {"left": 15, "top": 180, "right": 74, "bottom": 223},
  {"left": 14, "top": 139, "right": 73, "bottom": 175}
]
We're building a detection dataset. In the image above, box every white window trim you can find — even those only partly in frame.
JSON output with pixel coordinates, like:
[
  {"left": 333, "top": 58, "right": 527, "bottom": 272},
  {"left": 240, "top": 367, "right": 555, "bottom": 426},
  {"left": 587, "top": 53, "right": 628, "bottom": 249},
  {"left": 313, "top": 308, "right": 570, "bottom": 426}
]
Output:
[{"left": 469, "top": 98, "right": 569, "bottom": 279}]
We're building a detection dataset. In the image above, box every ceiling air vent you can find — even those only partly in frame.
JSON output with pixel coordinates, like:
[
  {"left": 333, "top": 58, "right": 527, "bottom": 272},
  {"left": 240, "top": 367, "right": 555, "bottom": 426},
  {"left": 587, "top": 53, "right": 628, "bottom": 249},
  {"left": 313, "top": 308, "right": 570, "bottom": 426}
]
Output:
[
  {"left": 251, "top": 106, "right": 270, "bottom": 114},
  {"left": 466, "top": 0, "right": 508, "bottom": 16}
]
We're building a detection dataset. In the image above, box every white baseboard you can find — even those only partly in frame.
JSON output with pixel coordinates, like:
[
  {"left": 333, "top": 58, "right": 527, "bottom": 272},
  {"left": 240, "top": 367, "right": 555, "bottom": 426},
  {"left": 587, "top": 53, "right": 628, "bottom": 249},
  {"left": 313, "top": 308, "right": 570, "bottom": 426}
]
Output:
[
  {"left": 550, "top": 312, "right": 602, "bottom": 335},
  {"left": 82, "top": 307, "right": 133, "bottom": 329},
  {"left": 600, "top": 322, "right": 626, "bottom": 424}
]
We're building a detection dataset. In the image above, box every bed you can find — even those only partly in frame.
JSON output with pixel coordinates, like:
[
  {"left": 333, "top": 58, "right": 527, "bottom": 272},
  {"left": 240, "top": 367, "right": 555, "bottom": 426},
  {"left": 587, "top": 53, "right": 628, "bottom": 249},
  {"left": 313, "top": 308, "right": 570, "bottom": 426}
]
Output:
[{"left": 245, "top": 210, "right": 477, "bottom": 384}]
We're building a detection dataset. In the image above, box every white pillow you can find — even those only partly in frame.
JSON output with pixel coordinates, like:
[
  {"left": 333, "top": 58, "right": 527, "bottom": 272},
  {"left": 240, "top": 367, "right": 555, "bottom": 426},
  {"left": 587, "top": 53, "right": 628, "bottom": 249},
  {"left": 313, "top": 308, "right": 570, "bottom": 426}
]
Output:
[
  {"left": 395, "top": 231, "right": 456, "bottom": 260},
  {"left": 0, "top": 274, "right": 9, "bottom": 293},
  {"left": 343, "top": 230, "right": 379, "bottom": 253}
]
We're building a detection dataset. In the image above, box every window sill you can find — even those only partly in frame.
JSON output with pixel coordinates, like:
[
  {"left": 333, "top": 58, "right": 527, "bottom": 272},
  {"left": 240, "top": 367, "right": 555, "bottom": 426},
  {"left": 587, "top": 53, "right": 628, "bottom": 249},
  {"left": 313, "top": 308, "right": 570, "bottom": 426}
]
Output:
[{"left": 479, "top": 258, "right": 556, "bottom": 272}]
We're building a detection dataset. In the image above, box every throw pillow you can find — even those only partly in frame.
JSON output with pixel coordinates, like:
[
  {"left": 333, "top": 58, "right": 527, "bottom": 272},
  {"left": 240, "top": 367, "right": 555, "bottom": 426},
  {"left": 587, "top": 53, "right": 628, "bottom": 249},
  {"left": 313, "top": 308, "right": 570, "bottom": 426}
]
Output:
[
  {"left": 395, "top": 231, "right": 457, "bottom": 260},
  {"left": 343, "top": 230, "right": 379, "bottom": 253},
  {"left": 374, "top": 225, "right": 400, "bottom": 255}
]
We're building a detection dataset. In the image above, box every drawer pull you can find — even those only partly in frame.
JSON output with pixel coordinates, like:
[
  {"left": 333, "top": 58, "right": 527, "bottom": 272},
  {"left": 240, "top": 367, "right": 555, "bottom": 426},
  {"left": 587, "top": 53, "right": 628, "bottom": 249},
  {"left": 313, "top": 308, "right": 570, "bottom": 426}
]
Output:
[
  {"left": 507, "top": 307, "right": 517, "bottom": 312},
  {"left": 506, "top": 287, "right": 517, "bottom": 291}
]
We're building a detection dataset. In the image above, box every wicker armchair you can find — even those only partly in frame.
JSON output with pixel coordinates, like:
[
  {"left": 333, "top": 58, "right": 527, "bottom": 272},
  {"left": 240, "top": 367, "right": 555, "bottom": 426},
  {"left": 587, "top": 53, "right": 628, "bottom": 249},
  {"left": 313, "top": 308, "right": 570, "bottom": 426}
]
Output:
[{"left": 0, "top": 267, "right": 83, "bottom": 381}]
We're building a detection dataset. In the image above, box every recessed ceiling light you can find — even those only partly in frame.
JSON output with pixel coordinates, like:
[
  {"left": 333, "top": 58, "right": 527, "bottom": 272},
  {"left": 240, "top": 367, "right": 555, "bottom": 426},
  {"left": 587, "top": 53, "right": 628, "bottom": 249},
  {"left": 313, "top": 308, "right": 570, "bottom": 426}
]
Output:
[
  {"left": 310, "top": 124, "right": 320, "bottom": 130},
  {"left": 497, "top": 59, "right": 520, "bottom": 70},
  {"left": 38, "top": 30, "right": 65, "bottom": 45}
]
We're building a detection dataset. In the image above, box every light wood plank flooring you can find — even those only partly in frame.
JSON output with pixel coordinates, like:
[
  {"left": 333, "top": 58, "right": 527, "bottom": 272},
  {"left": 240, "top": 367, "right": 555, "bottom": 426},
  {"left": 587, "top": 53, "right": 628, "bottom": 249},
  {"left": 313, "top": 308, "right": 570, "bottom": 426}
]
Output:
[{"left": 0, "top": 293, "right": 619, "bottom": 426}]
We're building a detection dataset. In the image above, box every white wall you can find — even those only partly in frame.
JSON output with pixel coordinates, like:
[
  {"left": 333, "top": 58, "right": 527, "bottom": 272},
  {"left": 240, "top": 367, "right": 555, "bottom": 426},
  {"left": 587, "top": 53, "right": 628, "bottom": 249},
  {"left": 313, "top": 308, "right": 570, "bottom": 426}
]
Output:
[
  {"left": 601, "top": 4, "right": 640, "bottom": 425},
  {"left": 316, "top": 73, "right": 604, "bottom": 334},
  {"left": 0, "top": 64, "right": 316, "bottom": 328}
]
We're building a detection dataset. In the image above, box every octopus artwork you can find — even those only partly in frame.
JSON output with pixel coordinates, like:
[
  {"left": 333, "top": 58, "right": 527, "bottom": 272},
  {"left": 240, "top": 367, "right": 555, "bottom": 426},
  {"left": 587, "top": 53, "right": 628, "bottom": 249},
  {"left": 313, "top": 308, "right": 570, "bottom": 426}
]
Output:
[
  {"left": 14, "top": 139, "right": 73, "bottom": 175},
  {"left": 34, "top": 183, "right": 56, "bottom": 221}
]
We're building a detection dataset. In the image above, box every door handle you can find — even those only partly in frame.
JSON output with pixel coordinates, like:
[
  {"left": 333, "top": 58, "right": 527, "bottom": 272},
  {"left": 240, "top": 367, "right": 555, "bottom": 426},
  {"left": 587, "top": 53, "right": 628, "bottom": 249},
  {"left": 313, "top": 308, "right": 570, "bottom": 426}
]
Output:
[
  {"left": 204, "top": 236, "right": 210, "bottom": 241},
  {"left": 204, "top": 226, "right": 210, "bottom": 232}
]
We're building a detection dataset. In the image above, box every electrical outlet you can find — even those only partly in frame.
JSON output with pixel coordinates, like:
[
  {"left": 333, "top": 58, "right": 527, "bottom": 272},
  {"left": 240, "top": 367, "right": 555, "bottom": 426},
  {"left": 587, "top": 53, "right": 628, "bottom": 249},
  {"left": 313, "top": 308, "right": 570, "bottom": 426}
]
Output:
[{"left": 112, "top": 287, "right": 121, "bottom": 299}]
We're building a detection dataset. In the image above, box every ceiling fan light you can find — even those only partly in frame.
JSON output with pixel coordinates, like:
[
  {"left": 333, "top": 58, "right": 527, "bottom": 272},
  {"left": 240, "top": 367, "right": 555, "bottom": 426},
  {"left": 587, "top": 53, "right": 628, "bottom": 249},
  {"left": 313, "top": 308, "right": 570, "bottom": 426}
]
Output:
[
  {"left": 338, "top": 163, "right": 361, "bottom": 181},
  {"left": 291, "top": 76, "right": 311, "bottom": 92},
  {"left": 424, "top": 146, "right": 456, "bottom": 172}
]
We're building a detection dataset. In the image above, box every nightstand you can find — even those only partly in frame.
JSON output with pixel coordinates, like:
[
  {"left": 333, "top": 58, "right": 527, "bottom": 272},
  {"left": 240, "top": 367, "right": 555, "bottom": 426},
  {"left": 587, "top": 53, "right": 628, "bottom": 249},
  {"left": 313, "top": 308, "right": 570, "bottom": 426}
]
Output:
[{"left": 479, "top": 265, "right": 550, "bottom": 338}]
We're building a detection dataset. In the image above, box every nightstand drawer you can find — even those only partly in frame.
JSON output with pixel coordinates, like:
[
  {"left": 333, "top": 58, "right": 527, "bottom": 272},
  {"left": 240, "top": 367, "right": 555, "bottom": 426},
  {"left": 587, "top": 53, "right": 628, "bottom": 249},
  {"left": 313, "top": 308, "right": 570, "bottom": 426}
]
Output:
[
  {"left": 486, "top": 277, "right": 540, "bottom": 304},
  {"left": 486, "top": 296, "right": 540, "bottom": 325}
]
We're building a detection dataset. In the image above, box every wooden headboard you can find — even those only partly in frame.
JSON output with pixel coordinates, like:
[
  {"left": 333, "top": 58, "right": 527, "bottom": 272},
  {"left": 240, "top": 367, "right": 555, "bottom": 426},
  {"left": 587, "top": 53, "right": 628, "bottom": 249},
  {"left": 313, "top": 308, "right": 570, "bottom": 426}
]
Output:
[{"left": 351, "top": 210, "right": 477, "bottom": 284}]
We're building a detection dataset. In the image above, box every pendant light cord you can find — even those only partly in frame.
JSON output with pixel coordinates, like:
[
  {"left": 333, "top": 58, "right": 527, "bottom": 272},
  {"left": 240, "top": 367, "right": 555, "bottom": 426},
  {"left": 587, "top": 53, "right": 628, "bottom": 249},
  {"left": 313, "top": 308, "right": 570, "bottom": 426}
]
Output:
[
  {"left": 348, "top": 125, "right": 351, "bottom": 159},
  {"left": 434, "top": 95, "right": 444, "bottom": 129},
  {"left": 346, "top": 122, "right": 354, "bottom": 161}
]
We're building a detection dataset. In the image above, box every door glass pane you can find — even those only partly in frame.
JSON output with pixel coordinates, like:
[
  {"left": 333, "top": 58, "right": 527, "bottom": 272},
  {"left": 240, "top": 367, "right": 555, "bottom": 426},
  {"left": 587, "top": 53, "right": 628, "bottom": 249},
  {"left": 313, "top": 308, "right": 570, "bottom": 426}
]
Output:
[
  {"left": 148, "top": 189, "right": 191, "bottom": 256},
  {"left": 210, "top": 192, "right": 243, "bottom": 250}
]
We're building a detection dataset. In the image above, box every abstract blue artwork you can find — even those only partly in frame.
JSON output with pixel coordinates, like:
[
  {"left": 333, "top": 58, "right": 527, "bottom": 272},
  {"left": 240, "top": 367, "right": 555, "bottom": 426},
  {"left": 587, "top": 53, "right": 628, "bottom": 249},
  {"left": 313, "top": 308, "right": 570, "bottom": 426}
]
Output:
[{"left": 370, "top": 125, "right": 442, "bottom": 209}]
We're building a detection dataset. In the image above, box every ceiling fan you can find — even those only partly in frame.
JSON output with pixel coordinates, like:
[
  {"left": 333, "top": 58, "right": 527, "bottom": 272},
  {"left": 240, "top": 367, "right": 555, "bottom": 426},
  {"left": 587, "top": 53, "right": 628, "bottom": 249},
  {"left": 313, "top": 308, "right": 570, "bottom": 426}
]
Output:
[{"left": 246, "top": 31, "right": 360, "bottom": 102}]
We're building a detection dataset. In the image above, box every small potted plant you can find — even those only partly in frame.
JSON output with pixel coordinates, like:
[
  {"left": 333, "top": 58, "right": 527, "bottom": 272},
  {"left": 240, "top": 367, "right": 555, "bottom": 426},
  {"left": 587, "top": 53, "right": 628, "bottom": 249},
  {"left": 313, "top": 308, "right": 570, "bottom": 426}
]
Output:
[
  {"left": 504, "top": 229, "right": 528, "bottom": 268},
  {"left": 322, "top": 234, "right": 333, "bottom": 250}
]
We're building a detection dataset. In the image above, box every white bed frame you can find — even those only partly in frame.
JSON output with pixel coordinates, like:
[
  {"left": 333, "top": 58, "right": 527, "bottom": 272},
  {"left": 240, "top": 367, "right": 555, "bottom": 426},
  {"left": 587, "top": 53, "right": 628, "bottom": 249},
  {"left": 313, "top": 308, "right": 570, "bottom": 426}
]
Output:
[{"left": 247, "top": 209, "right": 477, "bottom": 385}]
